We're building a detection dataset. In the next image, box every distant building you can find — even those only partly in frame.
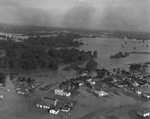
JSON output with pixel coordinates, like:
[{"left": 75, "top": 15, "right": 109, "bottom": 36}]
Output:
[
  {"left": 0, "top": 95, "right": 3, "bottom": 99},
  {"left": 87, "top": 79, "right": 96, "bottom": 85},
  {"left": 36, "top": 101, "right": 51, "bottom": 109},
  {"left": 80, "top": 72, "right": 88, "bottom": 77},
  {"left": 135, "top": 91, "right": 142, "bottom": 95},
  {"left": 61, "top": 106, "right": 71, "bottom": 113},
  {"left": 17, "top": 88, "right": 30, "bottom": 95},
  {"left": 142, "top": 93, "right": 150, "bottom": 99},
  {"left": 0, "top": 35, "right": 7, "bottom": 40},
  {"left": 54, "top": 89, "right": 71, "bottom": 97},
  {"left": 92, "top": 90, "right": 108, "bottom": 97},
  {"left": 15, "top": 83, "right": 34, "bottom": 95},
  {"left": 132, "top": 82, "right": 139, "bottom": 87},
  {"left": 0, "top": 83, "right": 3, "bottom": 87},
  {"left": 137, "top": 109, "right": 150, "bottom": 117},
  {"left": 0, "top": 49, "right": 6, "bottom": 57},
  {"left": 79, "top": 82, "right": 84, "bottom": 86}
]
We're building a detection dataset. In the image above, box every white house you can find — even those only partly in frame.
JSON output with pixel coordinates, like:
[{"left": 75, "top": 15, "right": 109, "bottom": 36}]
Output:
[
  {"left": 79, "top": 82, "right": 84, "bottom": 86},
  {"left": 36, "top": 101, "right": 50, "bottom": 109},
  {"left": 132, "top": 82, "right": 139, "bottom": 87},
  {"left": 61, "top": 107, "right": 71, "bottom": 112},
  {"left": 81, "top": 72, "right": 88, "bottom": 76},
  {"left": 0, "top": 95, "right": 3, "bottom": 99},
  {"left": 48, "top": 107, "right": 60, "bottom": 114},
  {"left": 16, "top": 89, "right": 29, "bottom": 95},
  {"left": 135, "top": 91, "right": 142, "bottom": 95},
  {"left": 87, "top": 79, "right": 96, "bottom": 85},
  {"left": 142, "top": 93, "right": 150, "bottom": 99},
  {"left": 54, "top": 89, "right": 71, "bottom": 97},
  {"left": 93, "top": 90, "right": 108, "bottom": 97}
]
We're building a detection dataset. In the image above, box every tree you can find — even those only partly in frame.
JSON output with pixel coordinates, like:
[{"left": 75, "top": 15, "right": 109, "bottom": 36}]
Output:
[
  {"left": 0, "top": 73, "right": 6, "bottom": 84},
  {"left": 27, "top": 78, "right": 32, "bottom": 84},
  {"left": 93, "top": 51, "right": 97, "bottom": 58},
  {"left": 85, "top": 60, "right": 97, "bottom": 73}
]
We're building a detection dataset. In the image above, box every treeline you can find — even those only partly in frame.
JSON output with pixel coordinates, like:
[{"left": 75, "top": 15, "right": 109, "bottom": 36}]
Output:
[
  {"left": 0, "top": 73, "right": 6, "bottom": 85},
  {"left": 0, "top": 34, "right": 96, "bottom": 70},
  {"left": 110, "top": 31, "right": 150, "bottom": 40},
  {"left": 129, "top": 63, "right": 148, "bottom": 71},
  {"left": 25, "top": 33, "right": 83, "bottom": 47}
]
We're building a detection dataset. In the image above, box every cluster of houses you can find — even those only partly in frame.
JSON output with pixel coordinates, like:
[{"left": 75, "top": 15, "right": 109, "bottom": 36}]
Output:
[
  {"left": 135, "top": 90, "right": 150, "bottom": 99},
  {"left": 35, "top": 68, "right": 150, "bottom": 116},
  {"left": 14, "top": 77, "right": 35, "bottom": 95},
  {"left": 39, "top": 81, "right": 59, "bottom": 91},
  {"left": 0, "top": 33, "right": 27, "bottom": 42},
  {"left": 53, "top": 73, "right": 108, "bottom": 98},
  {"left": 35, "top": 71, "right": 109, "bottom": 115},
  {"left": 35, "top": 96, "right": 75, "bottom": 115},
  {"left": 103, "top": 69, "right": 150, "bottom": 91},
  {"left": 137, "top": 108, "right": 150, "bottom": 118}
]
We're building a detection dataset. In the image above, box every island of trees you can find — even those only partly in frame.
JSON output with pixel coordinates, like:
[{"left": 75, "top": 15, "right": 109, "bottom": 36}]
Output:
[{"left": 110, "top": 52, "right": 129, "bottom": 58}]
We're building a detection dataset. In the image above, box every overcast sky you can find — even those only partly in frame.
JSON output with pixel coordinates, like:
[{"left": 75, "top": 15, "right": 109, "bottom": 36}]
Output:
[{"left": 0, "top": 0, "right": 150, "bottom": 32}]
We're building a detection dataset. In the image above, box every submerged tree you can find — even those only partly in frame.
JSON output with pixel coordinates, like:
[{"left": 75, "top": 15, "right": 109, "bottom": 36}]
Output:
[{"left": 85, "top": 59, "right": 97, "bottom": 73}]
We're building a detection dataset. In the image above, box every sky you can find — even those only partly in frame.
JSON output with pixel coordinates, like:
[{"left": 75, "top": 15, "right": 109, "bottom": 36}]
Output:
[{"left": 0, "top": 0, "right": 150, "bottom": 32}]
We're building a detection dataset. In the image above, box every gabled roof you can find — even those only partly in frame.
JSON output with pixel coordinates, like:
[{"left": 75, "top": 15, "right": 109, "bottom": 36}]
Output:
[
  {"left": 36, "top": 100, "right": 51, "bottom": 107},
  {"left": 61, "top": 106, "right": 70, "bottom": 110},
  {"left": 42, "top": 97, "right": 56, "bottom": 101},
  {"left": 49, "top": 106, "right": 60, "bottom": 111}
]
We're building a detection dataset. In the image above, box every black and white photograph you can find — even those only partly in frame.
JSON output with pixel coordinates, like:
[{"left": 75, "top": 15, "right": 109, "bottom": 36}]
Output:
[{"left": 0, "top": 0, "right": 150, "bottom": 119}]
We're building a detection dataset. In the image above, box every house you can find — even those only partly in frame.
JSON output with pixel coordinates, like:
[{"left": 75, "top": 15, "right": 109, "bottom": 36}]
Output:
[
  {"left": 118, "top": 85, "right": 124, "bottom": 88},
  {"left": 142, "top": 93, "right": 150, "bottom": 98},
  {"left": 15, "top": 82, "right": 34, "bottom": 95},
  {"left": 54, "top": 89, "right": 71, "bottom": 97},
  {"left": 0, "top": 49, "right": 5, "bottom": 57},
  {"left": 132, "top": 82, "right": 139, "bottom": 87},
  {"left": 79, "top": 82, "right": 84, "bottom": 86},
  {"left": 36, "top": 100, "right": 51, "bottom": 109},
  {"left": 0, "top": 95, "right": 3, "bottom": 99},
  {"left": 135, "top": 91, "right": 142, "bottom": 95},
  {"left": 60, "top": 83, "right": 71, "bottom": 91},
  {"left": 48, "top": 107, "right": 60, "bottom": 114},
  {"left": 41, "top": 97, "right": 58, "bottom": 106},
  {"left": 80, "top": 72, "right": 88, "bottom": 76},
  {"left": 137, "top": 109, "right": 150, "bottom": 117},
  {"left": 92, "top": 90, "right": 108, "bottom": 97},
  {"left": 87, "top": 79, "right": 96, "bottom": 85},
  {"left": 61, "top": 106, "right": 71, "bottom": 113},
  {"left": 16, "top": 89, "right": 29, "bottom": 95},
  {"left": 0, "top": 83, "right": 3, "bottom": 88}
]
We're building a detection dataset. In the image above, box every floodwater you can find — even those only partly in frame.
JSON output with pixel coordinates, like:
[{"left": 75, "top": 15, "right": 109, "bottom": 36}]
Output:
[
  {"left": 1, "top": 37, "right": 150, "bottom": 119},
  {"left": 77, "top": 38, "right": 150, "bottom": 69}
]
